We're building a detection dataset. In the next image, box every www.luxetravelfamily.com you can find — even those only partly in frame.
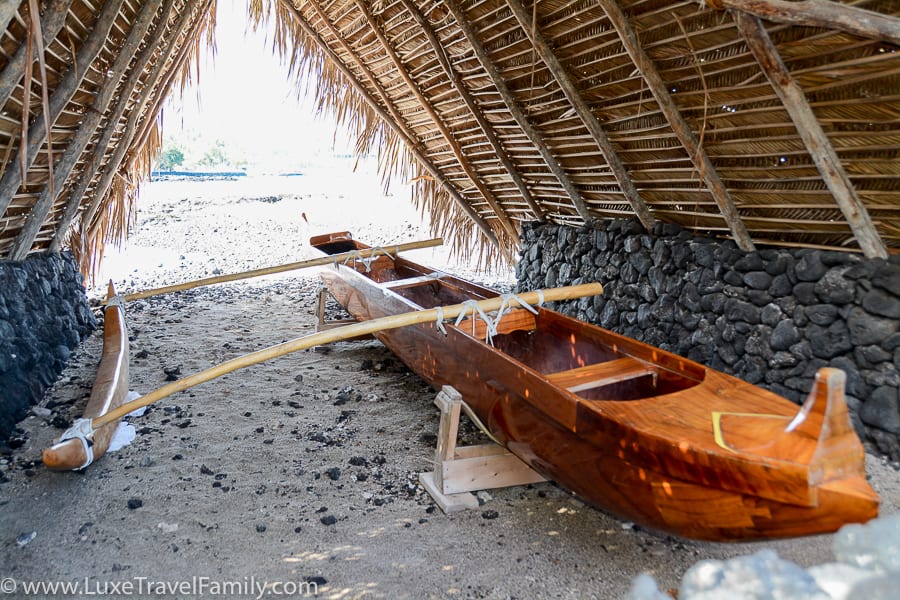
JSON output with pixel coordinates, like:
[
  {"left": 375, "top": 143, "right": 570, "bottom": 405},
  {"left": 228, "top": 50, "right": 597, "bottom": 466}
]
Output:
[{"left": 1, "top": 575, "right": 318, "bottom": 598}]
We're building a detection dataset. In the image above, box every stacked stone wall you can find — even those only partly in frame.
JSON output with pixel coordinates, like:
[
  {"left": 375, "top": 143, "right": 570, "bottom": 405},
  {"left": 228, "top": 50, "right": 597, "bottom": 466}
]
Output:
[
  {"left": 517, "top": 220, "right": 900, "bottom": 459},
  {"left": 0, "top": 252, "right": 95, "bottom": 441}
]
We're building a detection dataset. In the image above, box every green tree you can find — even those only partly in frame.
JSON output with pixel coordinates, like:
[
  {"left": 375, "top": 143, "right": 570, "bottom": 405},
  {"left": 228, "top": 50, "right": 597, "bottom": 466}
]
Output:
[
  {"left": 198, "top": 139, "right": 229, "bottom": 167},
  {"left": 156, "top": 145, "right": 185, "bottom": 170}
]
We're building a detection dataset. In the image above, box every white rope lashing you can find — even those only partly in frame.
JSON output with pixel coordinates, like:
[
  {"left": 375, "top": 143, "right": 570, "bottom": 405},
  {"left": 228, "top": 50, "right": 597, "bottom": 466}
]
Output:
[{"left": 56, "top": 418, "right": 95, "bottom": 470}]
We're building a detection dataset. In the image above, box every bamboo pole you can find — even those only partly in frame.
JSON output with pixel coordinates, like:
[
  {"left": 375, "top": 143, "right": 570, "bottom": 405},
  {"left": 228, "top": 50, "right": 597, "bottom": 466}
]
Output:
[
  {"left": 735, "top": 12, "right": 888, "bottom": 259},
  {"left": 91, "top": 282, "right": 603, "bottom": 430},
  {"left": 120, "top": 237, "right": 444, "bottom": 301},
  {"left": 718, "top": 0, "right": 900, "bottom": 46},
  {"left": 599, "top": 0, "right": 755, "bottom": 252},
  {"left": 504, "top": 0, "right": 656, "bottom": 231}
]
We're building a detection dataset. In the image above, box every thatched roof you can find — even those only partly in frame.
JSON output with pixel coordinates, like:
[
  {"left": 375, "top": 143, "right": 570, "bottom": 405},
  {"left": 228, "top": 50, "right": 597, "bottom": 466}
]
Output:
[{"left": 1, "top": 1, "right": 898, "bottom": 273}]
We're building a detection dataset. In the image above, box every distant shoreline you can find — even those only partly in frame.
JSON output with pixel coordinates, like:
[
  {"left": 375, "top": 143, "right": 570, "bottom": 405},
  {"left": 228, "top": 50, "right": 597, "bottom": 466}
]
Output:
[{"left": 150, "top": 170, "right": 303, "bottom": 181}]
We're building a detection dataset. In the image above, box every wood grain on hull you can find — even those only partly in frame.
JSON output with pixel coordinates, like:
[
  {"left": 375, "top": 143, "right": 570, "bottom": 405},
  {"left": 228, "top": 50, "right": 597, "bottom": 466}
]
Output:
[{"left": 314, "top": 233, "right": 878, "bottom": 541}]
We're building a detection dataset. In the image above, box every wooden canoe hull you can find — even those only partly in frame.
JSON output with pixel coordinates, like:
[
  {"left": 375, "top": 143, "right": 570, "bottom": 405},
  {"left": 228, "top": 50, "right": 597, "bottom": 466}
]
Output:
[
  {"left": 313, "top": 233, "right": 878, "bottom": 541},
  {"left": 42, "top": 283, "right": 129, "bottom": 471}
]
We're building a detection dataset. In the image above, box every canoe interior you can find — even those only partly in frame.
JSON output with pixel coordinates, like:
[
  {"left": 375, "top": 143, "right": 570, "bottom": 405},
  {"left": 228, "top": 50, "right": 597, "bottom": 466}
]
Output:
[{"left": 315, "top": 235, "right": 701, "bottom": 402}]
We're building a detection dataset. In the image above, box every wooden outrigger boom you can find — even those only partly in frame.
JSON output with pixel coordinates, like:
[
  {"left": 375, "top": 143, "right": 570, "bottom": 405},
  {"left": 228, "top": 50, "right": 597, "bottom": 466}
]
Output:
[
  {"left": 43, "top": 282, "right": 129, "bottom": 470},
  {"left": 119, "top": 237, "right": 444, "bottom": 301}
]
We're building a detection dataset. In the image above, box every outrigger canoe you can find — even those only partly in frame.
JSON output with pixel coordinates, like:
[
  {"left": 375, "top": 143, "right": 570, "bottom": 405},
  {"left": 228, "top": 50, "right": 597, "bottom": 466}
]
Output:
[
  {"left": 43, "top": 282, "right": 129, "bottom": 470},
  {"left": 311, "top": 231, "right": 879, "bottom": 541}
]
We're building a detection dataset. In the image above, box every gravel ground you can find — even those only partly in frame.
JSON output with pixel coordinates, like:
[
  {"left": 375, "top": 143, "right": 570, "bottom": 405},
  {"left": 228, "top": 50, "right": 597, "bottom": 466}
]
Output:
[{"left": 2, "top": 165, "right": 898, "bottom": 599}]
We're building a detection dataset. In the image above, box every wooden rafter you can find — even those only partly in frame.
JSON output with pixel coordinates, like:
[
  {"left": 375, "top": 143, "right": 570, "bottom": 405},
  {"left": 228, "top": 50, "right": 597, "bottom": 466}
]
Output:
[
  {"left": 0, "top": 0, "right": 126, "bottom": 217},
  {"left": 399, "top": 0, "right": 545, "bottom": 222},
  {"left": 48, "top": 1, "right": 189, "bottom": 252},
  {"left": 735, "top": 11, "right": 888, "bottom": 259},
  {"left": 79, "top": 1, "right": 207, "bottom": 240},
  {"left": 10, "top": 0, "right": 165, "bottom": 260},
  {"left": 504, "top": 0, "right": 655, "bottom": 232},
  {"left": 0, "top": 0, "right": 73, "bottom": 110},
  {"left": 717, "top": 0, "right": 900, "bottom": 46},
  {"left": 600, "top": 0, "right": 755, "bottom": 252},
  {"left": 353, "top": 0, "right": 519, "bottom": 242},
  {"left": 444, "top": 0, "right": 591, "bottom": 224},
  {"left": 277, "top": 0, "right": 500, "bottom": 248},
  {"left": 302, "top": 0, "right": 416, "bottom": 146}
]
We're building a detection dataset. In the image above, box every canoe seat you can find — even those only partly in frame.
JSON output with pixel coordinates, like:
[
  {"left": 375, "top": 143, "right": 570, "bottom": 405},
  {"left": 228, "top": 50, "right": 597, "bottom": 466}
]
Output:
[
  {"left": 547, "top": 357, "right": 656, "bottom": 393},
  {"left": 383, "top": 275, "right": 442, "bottom": 290}
]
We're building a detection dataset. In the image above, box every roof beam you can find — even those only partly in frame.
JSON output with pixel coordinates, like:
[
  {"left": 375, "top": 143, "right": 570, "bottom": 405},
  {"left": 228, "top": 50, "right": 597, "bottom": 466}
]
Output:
[
  {"left": 279, "top": 0, "right": 499, "bottom": 249},
  {"left": 78, "top": 1, "right": 208, "bottom": 241},
  {"left": 354, "top": 0, "right": 519, "bottom": 242},
  {"left": 0, "top": 0, "right": 73, "bottom": 110},
  {"left": 600, "top": 0, "right": 755, "bottom": 252},
  {"left": 49, "top": 1, "right": 190, "bottom": 252},
  {"left": 445, "top": 0, "right": 592, "bottom": 224},
  {"left": 400, "top": 0, "right": 545, "bottom": 222},
  {"left": 504, "top": 0, "right": 655, "bottom": 231},
  {"left": 0, "top": 0, "right": 126, "bottom": 217},
  {"left": 303, "top": 0, "right": 416, "bottom": 145},
  {"left": 10, "top": 0, "right": 165, "bottom": 260},
  {"left": 716, "top": 0, "right": 900, "bottom": 46},
  {"left": 734, "top": 11, "right": 887, "bottom": 259}
]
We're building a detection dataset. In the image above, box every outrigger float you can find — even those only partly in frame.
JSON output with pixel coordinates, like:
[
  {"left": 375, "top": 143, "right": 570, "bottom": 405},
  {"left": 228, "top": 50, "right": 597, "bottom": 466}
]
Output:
[{"left": 311, "top": 231, "right": 879, "bottom": 541}]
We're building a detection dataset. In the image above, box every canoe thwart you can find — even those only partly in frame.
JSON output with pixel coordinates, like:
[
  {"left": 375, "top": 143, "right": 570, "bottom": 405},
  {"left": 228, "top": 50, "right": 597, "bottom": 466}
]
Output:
[
  {"left": 547, "top": 356, "right": 657, "bottom": 393},
  {"left": 421, "top": 386, "right": 546, "bottom": 513}
]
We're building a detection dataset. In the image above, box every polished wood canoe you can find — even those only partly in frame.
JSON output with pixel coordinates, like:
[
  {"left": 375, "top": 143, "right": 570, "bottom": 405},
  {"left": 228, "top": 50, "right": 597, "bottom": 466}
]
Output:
[
  {"left": 311, "top": 231, "right": 879, "bottom": 541},
  {"left": 43, "top": 282, "right": 129, "bottom": 470}
]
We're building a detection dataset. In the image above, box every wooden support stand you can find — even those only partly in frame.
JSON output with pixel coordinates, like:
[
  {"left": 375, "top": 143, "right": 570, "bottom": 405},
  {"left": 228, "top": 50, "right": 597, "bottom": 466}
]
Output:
[
  {"left": 315, "top": 288, "right": 378, "bottom": 342},
  {"left": 419, "top": 386, "right": 546, "bottom": 513}
]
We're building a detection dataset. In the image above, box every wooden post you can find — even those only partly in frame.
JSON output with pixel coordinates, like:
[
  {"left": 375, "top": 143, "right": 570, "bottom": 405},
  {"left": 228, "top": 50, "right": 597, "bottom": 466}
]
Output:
[
  {"left": 600, "top": 0, "right": 756, "bottom": 252},
  {"left": 504, "top": 0, "right": 656, "bottom": 231},
  {"left": 735, "top": 12, "right": 888, "bottom": 259},
  {"left": 353, "top": 0, "right": 520, "bottom": 243},
  {"left": 9, "top": 0, "right": 164, "bottom": 260},
  {"left": 277, "top": 1, "right": 501, "bottom": 250},
  {"left": 419, "top": 386, "right": 547, "bottom": 513},
  {"left": 0, "top": 0, "right": 126, "bottom": 216},
  {"left": 0, "top": 0, "right": 73, "bottom": 110},
  {"left": 718, "top": 0, "right": 900, "bottom": 46},
  {"left": 445, "top": 0, "right": 593, "bottom": 224},
  {"left": 400, "top": 0, "right": 545, "bottom": 222}
]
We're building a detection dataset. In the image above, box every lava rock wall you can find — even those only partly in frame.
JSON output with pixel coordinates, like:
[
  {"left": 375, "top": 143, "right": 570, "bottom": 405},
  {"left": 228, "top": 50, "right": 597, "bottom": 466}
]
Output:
[
  {"left": 517, "top": 220, "right": 900, "bottom": 459},
  {"left": 0, "top": 252, "right": 96, "bottom": 441}
]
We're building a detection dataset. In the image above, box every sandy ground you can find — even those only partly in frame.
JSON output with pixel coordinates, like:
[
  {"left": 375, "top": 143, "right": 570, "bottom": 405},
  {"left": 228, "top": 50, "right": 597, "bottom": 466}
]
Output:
[{"left": 2, "top": 164, "right": 898, "bottom": 599}]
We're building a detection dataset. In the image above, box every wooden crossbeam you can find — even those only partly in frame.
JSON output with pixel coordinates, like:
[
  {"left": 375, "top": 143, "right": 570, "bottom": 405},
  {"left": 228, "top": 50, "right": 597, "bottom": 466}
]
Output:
[
  {"left": 547, "top": 357, "right": 656, "bottom": 393},
  {"left": 445, "top": 0, "right": 592, "bottom": 223},
  {"left": 600, "top": 0, "right": 755, "bottom": 252},
  {"left": 719, "top": 0, "right": 900, "bottom": 46},
  {"left": 505, "top": 0, "right": 656, "bottom": 231},
  {"left": 735, "top": 12, "right": 888, "bottom": 259}
]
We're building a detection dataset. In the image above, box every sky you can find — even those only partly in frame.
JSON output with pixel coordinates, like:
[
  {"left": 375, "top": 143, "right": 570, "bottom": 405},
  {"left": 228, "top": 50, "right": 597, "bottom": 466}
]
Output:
[{"left": 161, "top": 0, "right": 357, "bottom": 172}]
